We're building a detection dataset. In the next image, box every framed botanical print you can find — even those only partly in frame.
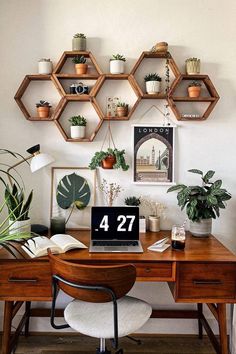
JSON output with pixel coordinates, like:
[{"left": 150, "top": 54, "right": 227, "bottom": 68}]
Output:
[
  {"left": 50, "top": 167, "right": 96, "bottom": 230},
  {"left": 132, "top": 124, "right": 176, "bottom": 185}
]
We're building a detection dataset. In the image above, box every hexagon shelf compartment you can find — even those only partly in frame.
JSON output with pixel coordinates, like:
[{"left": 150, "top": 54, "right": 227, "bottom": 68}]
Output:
[
  {"left": 52, "top": 51, "right": 102, "bottom": 99},
  {"left": 94, "top": 74, "right": 141, "bottom": 121},
  {"left": 14, "top": 75, "right": 60, "bottom": 121},
  {"left": 53, "top": 97, "right": 103, "bottom": 142},
  {"left": 130, "top": 51, "right": 181, "bottom": 99},
  {"left": 168, "top": 74, "right": 220, "bottom": 121}
]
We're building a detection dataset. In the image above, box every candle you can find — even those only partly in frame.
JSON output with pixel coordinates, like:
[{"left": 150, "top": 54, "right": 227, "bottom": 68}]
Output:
[{"left": 50, "top": 217, "right": 66, "bottom": 235}]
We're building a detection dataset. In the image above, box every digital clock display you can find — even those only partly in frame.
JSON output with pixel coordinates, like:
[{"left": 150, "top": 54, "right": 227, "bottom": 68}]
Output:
[{"left": 91, "top": 206, "right": 139, "bottom": 240}]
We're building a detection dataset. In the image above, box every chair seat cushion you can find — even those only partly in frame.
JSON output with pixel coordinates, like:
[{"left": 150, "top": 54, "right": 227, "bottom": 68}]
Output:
[{"left": 64, "top": 295, "right": 152, "bottom": 339}]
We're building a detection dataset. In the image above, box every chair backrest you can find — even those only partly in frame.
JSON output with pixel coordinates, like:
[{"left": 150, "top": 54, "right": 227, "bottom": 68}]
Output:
[{"left": 48, "top": 251, "right": 136, "bottom": 303}]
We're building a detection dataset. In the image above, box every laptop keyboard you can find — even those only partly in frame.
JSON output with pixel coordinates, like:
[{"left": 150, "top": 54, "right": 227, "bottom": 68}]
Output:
[{"left": 93, "top": 240, "right": 139, "bottom": 247}]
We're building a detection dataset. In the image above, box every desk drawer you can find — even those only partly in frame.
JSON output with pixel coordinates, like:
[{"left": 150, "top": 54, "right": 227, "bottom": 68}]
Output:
[
  {"left": 135, "top": 262, "right": 174, "bottom": 280},
  {"left": 0, "top": 262, "right": 52, "bottom": 300},
  {"left": 177, "top": 262, "right": 236, "bottom": 300}
]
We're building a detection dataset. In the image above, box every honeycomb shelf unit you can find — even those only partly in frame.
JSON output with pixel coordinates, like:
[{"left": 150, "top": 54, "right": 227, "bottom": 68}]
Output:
[
  {"left": 14, "top": 74, "right": 59, "bottom": 121},
  {"left": 14, "top": 49, "right": 220, "bottom": 142},
  {"left": 168, "top": 74, "right": 220, "bottom": 121}
]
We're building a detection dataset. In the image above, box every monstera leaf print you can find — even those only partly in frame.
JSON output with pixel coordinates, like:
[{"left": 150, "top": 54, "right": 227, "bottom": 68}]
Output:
[{"left": 56, "top": 173, "right": 91, "bottom": 210}]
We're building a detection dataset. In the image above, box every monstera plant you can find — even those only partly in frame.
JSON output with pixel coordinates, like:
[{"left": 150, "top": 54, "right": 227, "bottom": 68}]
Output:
[{"left": 56, "top": 173, "right": 91, "bottom": 224}]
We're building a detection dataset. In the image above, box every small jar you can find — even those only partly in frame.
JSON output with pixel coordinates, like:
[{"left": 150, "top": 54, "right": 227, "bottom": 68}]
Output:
[
  {"left": 171, "top": 225, "right": 185, "bottom": 250},
  {"left": 50, "top": 217, "right": 66, "bottom": 235},
  {"left": 148, "top": 215, "right": 160, "bottom": 232},
  {"left": 38, "top": 58, "right": 53, "bottom": 74}
]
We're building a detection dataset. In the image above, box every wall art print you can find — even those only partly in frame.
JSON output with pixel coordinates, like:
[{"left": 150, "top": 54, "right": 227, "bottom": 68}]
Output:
[
  {"left": 50, "top": 167, "right": 96, "bottom": 229},
  {"left": 133, "top": 125, "right": 175, "bottom": 185}
]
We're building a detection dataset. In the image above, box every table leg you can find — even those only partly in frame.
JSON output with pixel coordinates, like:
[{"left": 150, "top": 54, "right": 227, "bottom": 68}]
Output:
[
  {"left": 218, "top": 304, "right": 228, "bottom": 354},
  {"left": 197, "top": 303, "right": 203, "bottom": 339},
  {"left": 24, "top": 301, "right": 31, "bottom": 337},
  {"left": 2, "top": 301, "right": 14, "bottom": 354}
]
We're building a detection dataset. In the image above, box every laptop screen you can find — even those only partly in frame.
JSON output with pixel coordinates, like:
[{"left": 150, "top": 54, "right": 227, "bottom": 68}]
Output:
[{"left": 91, "top": 206, "right": 139, "bottom": 240}]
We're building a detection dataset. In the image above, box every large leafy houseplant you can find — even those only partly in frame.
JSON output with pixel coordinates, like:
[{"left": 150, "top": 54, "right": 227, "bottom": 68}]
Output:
[
  {"left": 89, "top": 148, "right": 129, "bottom": 171},
  {"left": 167, "top": 169, "right": 231, "bottom": 236},
  {"left": 5, "top": 184, "right": 33, "bottom": 221}
]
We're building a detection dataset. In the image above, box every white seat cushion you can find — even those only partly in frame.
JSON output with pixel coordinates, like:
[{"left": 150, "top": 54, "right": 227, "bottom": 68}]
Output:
[{"left": 64, "top": 295, "right": 152, "bottom": 339}]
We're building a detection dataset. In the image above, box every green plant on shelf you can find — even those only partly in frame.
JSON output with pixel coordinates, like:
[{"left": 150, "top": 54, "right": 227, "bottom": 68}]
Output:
[
  {"left": 73, "top": 33, "right": 86, "bottom": 39},
  {"left": 35, "top": 100, "right": 51, "bottom": 108},
  {"left": 144, "top": 73, "right": 162, "bottom": 82},
  {"left": 68, "top": 115, "right": 87, "bottom": 126},
  {"left": 117, "top": 102, "right": 128, "bottom": 108},
  {"left": 110, "top": 54, "right": 126, "bottom": 62},
  {"left": 125, "top": 196, "right": 141, "bottom": 206},
  {"left": 72, "top": 55, "right": 86, "bottom": 64},
  {"left": 188, "top": 81, "right": 202, "bottom": 87}
]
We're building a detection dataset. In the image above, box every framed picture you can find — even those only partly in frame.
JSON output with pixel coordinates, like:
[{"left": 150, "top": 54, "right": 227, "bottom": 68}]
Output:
[
  {"left": 132, "top": 124, "right": 176, "bottom": 185},
  {"left": 50, "top": 167, "right": 96, "bottom": 230}
]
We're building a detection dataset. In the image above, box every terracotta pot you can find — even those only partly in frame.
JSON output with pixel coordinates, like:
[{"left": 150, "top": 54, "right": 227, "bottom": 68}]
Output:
[
  {"left": 101, "top": 155, "right": 116, "bottom": 169},
  {"left": 75, "top": 63, "right": 88, "bottom": 75},
  {"left": 37, "top": 106, "right": 50, "bottom": 119},
  {"left": 116, "top": 106, "right": 128, "bottom": 117},
  {"left": 188, "top": 86, "right": 201, "bottom": 98}
]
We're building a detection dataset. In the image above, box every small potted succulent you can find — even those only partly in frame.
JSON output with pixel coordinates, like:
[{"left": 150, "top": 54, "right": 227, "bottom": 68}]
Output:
[
  {"left": 38, "top": 58, "right": 53, "bottom": 74},
  {"left": 110, "top": 54, "right": 126, "bottom": 74},
  {"left": 89, "top": 148, "right": 129, "bottom": 171},
  {"left": 188, "top": 81, "right": 202, "bottom": 98},
  {"left": 72, "top": 33, "right": 86, "bottom": 51},
  {"left": 144, "top": 73, "right": 162, "bottom": 94},
  {"left": 68, "top": 115, "right": 87, "bottom": 139},
  {"left": 125, "top": 196, "right": 146, "bottom": 232},
  {"left": 185, "top": 57, "right": 201, "bottom": 75},
  {"left": 36, "top": 100, "right": 51, "bottom": 119},
  {"left": 72, "top": 55, "right": 88, "bottom": 74},
  {"left": 116, "top": 102, "right": 128, "bottom": 117}
]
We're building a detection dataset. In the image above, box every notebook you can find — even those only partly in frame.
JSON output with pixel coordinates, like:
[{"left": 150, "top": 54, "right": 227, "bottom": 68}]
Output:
[{"left": 89, "top": 206, "right": 143, "bottom": 253}]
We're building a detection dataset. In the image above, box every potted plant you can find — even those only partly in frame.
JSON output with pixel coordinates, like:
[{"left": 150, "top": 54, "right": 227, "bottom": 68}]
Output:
[
  {"left": 89, "top": 148, "right": 129, "bottom": 171},
  {"left": 110, "top": 54, "right": 126, "bottom": 74},
  {"left": 116, "top": 102, "right": 128, "bottom": 117},
  {"left": 167, "top": 169, "right": 231, "bottom": 237},
  {"left": 68, "top": 115, "right": 87, "bottom": 139},
  {"left": 5, "top": 184, "right": 33, "bottom": 235},
  {"left": 36, "top": 100, "right": 51, "bottom": 119},
  {"left": 38, "top": 58, "right": 53, "bottom": 74},
  {"left": 125, "top": 196, "right": 146, "bottom": 232},
  {"left": 72, "top": 33, "right": 86, "bottom": 51},
  {"left": 185, "top": 57, "right": 201, "bottom": 75},
  {"left": 72, "top": 55, "right": 88, "bottom": 74},
  {"left": 188, "top": 81, "right": 202, "bottom": 98},
  {"left": 144, "top": 73, "right": 162, "bottom": 94}
]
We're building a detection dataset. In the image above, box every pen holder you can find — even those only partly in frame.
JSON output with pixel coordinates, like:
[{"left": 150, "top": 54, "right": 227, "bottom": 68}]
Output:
[
  {"left": 148, "top": 215, "right": 160, "bottom": 232},
  {"left": 50, "top": 217, "right": 66, "bottom": 235}
]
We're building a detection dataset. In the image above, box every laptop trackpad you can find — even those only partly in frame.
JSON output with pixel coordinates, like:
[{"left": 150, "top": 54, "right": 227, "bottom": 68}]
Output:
[{"left": 104, "top": 246, "right": 129, "bottom": 252}]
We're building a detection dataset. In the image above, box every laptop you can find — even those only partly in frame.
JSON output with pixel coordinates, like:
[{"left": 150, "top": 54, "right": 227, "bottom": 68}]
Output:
[{"left": 89, "top": 206, "right": 143, "bottom": 253}]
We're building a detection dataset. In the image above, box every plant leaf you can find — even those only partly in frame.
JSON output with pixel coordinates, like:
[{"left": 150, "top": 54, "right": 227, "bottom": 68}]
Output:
[
  {"left": 167, "top": 184, "right": 186, "bottom": 193},
  {"left": 56, "top": 173, "right": 91, "bottom": 210},
  {"left": 203, "top": 170, "right": 215, "bottom": 182},
  {"left": 188, "top": 169, "right": 203, "bottom": 175}
]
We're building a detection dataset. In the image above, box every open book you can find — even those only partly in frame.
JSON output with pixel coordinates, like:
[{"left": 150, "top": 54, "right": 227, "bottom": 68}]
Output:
[{"left": 22, "top": 234, "right": 87, "bottom": 258}]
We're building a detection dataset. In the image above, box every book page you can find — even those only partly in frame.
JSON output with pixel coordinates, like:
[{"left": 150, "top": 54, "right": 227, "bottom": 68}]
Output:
[
  {"left": 50, "top": 234, "right": 87, "bottom": 252},
  {"left": 22, "top": 236, "right": 60, "bottom": 258}
]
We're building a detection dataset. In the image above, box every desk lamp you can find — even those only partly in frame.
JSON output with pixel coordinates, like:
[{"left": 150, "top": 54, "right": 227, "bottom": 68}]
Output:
[{"left": 7, "top": 144, "right": 55, "bottom": 234}]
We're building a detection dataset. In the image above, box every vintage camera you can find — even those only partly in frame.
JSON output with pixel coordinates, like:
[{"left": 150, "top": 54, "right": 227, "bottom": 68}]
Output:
[{"left": 69, "top": 82, "right": 89, "bottom": 95}]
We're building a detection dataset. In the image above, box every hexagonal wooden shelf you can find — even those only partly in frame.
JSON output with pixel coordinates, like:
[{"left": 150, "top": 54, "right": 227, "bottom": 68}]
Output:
[
  {"left": 130, "top": 51, "right": 181, "bottom": 99},
  {"left": 14, "top": 75, "right": 59, "bottom": 121},
  {"left": 168, "top": 74, "right": 220, "bottom": 121},
  {"left": 53, "top": 97, "right": 103, "bottom": 142},
  {"left": 93, "top": 74, "right": 141, "bottom": 120},
  {"left": 52, "top": 51, "right": 102, "bottom": 98}
]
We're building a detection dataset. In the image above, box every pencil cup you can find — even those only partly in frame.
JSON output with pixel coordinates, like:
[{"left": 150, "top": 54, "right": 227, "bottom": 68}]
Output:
[{"left": 50, "top": 217, "right": 66, "bottom": 235}]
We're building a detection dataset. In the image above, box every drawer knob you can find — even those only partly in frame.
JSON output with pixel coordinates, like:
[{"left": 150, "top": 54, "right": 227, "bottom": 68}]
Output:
[{"left": 145, "top": 267, "right": 152, "bottom": 273}]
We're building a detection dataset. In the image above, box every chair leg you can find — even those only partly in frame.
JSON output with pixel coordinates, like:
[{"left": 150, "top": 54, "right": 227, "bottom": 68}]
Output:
[
  {"left": 126, "top": 335, "right": 142, "bottom": 345},
  {"left": 96, "top": 338, "right": 111, "bottom": 354}
]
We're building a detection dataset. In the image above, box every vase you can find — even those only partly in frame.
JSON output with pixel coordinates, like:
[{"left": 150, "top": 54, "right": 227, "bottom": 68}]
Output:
[
  {"left": 9, "top": 218, "right": 31, "bottom": 235},
  {"left": 72, "top": 37, "right": 86, "bottom": 51},
  {"left": 70, "top": 126, "right": 86, "bottom": 139},
  {"left": 189, "top": 218, "right": 212, "bottom": 237},
  {"left": 38, "top": 60, "right": 53, "bottom": 74},
  {"left": 116, "top": 106, "right": 128, "bottom": 117},
  {"left": 148, "top": 215, "right": 160, "bottom": 232},
  {"left": 110, "top": 60, "right": 125, "bottom": 74},
  {"left": 75, "top": 63, "right": 88, "bottom": 75},
  {"left": 37, "top": 107, "right": 50, "bottom": 119},
  {"left": 186, "top": 59, "right": 201, "bottom": 75},
  {"left": 146, "top": 81, "right": 161, "bottom": 94},
  {"left": 188, "top": 86, "right": 201, "bottom": 98}
]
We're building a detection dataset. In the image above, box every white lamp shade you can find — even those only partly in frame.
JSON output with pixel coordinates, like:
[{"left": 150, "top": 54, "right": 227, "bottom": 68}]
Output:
[{"left": 30, "top": 153, "right": 55, "bottom": 173}]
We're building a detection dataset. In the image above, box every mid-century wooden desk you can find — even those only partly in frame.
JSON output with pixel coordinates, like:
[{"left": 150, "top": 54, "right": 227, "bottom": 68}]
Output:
[{"left": 1, "top": 231, "right": 236, "bottom": 354}]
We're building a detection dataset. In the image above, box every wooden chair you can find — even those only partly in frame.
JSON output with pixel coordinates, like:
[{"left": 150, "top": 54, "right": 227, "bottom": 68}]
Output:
[{"left": 48, "top": 250, "right": 152, "bottom": 354}]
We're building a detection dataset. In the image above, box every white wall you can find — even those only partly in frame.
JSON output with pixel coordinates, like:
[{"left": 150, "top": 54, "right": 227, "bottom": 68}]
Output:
[{"left": 1, "top": 0, "right": 236, "bottom": 334}]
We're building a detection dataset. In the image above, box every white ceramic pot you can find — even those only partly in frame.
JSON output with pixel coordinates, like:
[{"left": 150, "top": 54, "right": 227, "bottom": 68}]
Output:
[
  {"left": 70, "top": 126, "right": 86, "bottom": 139},
  {"left": 148, "top": 215, "right": 160, "bottom": 232},
  {"left": 110, "top": 60, "right": 125, "bottom": 74},
  {"left": 139, "top": 216, "right": 146, "bottom": 233},
  {"left": 189, "top": 218, "right": 212, "bottom": 237},
  {"left": 146, "top": 81, "right": 161, "bottom": 94},
  {"left": 38, "top": 61, "right": 53, "bottom": 74},
  {"left": 9, "top": 218, "right": 31, "bottom": 235}
]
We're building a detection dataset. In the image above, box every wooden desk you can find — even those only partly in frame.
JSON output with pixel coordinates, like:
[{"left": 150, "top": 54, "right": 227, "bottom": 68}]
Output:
[{"left": 1, "top": 231, "right": 236, "bottom": 354}]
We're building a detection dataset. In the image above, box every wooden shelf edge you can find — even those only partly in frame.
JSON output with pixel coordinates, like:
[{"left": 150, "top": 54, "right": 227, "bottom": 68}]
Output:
[
  {"left": 104, "top": 116, "right": 129, "bottom": 120},
  {"left": 66, "top": 138, "right": 91, "bottom": 142},
  {"left": 142, "top": 93, "right": 167, "bottom": 99},
  {"left": 55, "top": 74, "right": 99, "bottom": 79},
  {"left": 171, "top": 97, "right": 216, "bottom": 102}
]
